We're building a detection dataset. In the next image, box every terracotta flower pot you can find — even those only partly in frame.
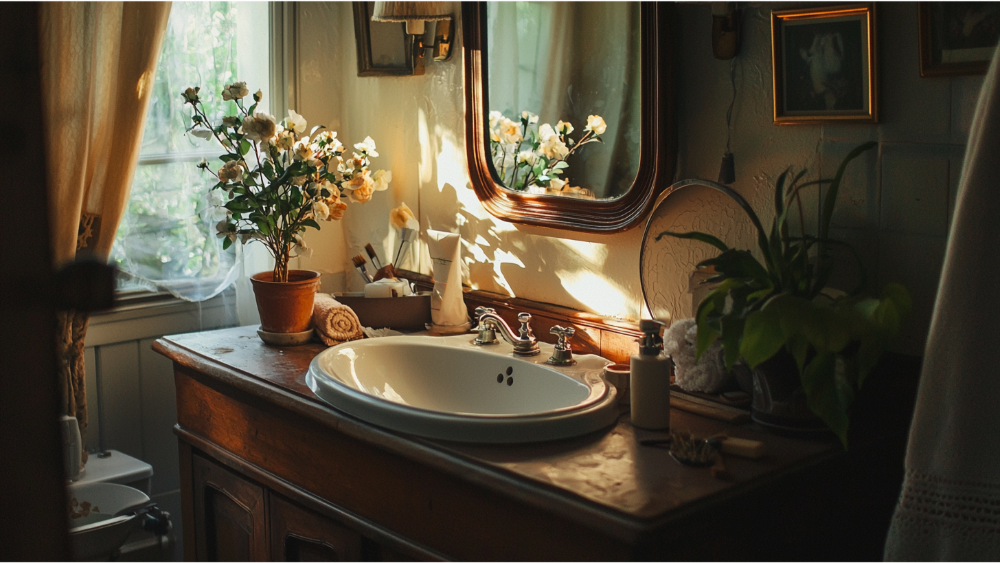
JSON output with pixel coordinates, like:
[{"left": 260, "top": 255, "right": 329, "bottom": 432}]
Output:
[{"left": 250, "top": 270, "right": 320, "bottom": 334}]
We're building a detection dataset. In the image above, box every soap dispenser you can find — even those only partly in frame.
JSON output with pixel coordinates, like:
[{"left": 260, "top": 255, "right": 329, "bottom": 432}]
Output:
[{"left": 630, "top": 319, "right": 671, "bottom": 430}]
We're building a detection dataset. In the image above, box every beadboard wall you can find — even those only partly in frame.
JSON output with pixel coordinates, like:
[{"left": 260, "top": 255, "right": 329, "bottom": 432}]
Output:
[{"left": 83, "top": 293, "right": 234, "bottom": 561}]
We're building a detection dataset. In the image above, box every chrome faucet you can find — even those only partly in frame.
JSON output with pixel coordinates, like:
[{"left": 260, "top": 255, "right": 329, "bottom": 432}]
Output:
[{"left": 474, "top": 307, "right": 540, "bottom": 357}]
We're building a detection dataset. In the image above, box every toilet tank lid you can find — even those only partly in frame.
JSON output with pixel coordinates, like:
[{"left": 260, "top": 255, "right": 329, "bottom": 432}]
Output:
[{"left": 74, "top": 450, "right": 152, "bottom": 487}]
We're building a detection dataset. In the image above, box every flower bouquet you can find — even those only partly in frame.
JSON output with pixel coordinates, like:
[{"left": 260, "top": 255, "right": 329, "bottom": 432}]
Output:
[
  {"left": 488, "top": 110, "right": 605, "bottom": 197},
  {"left": 183, "top": 81, "right": 391, "bottom": 283}
]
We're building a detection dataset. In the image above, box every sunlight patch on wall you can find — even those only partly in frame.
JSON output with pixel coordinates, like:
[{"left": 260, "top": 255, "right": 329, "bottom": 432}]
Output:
[
  {"left": 556, "top": 238, "right": 607, "bottom": 265},
  {"left": 555, "top": 269, "right": 629, "bottom": 318}
]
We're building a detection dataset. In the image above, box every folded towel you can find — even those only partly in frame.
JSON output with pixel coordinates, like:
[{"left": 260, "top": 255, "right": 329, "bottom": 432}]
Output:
[{"left": 313, "top": 294, "right": 364, "bottom": 346}]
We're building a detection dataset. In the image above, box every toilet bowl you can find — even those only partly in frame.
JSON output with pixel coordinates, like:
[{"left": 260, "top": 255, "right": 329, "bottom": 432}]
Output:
[
  {"left": 67, "top": 482, "right": 150, "bottom": 560},
  {"left": 65, "top": 450, "right": 171, "bottom": 561}
]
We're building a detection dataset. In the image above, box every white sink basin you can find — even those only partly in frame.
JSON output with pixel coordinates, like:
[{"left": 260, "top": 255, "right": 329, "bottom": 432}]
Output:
[{"left": 307, "top": 334, "right": 619, "bottom": 443}]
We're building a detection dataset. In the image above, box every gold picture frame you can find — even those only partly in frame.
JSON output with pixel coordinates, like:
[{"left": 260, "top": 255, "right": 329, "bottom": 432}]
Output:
[
  {"left": 771, "top": 4, "right": 878, "bottom": 125},
  {"left": 919, "top": 3, "right": 1000, "bottom": 77}
]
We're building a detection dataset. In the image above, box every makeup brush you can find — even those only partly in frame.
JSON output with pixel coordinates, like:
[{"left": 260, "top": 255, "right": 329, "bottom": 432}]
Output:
[
  {"left": 393, "top": 228, "right": 417, "bottom": 267},
  {"left": 364, "top": 243, "right": 383, "bottom": 270},
  {"left": 351, "top": 254, "right": 373, "bottom": 283}
]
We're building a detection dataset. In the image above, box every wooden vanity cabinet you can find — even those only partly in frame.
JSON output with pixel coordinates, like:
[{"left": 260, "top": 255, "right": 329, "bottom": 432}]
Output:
[
  {"left": 161, "top": 326, "right": 916, "bottom": 562},
  {"left": 185, "top": 445, "right": 412, "bottom": 562}
]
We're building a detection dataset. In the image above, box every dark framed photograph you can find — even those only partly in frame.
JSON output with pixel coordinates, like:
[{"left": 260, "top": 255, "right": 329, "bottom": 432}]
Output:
[
  {"left": 919, "top": 3, "right": 1000, "bottom": 77},
  {"left": 771, "top": 4, "right": 878, "bottom": 124},
  {"left": 352, "top": 2, "right": 413, "bottom": 77}
]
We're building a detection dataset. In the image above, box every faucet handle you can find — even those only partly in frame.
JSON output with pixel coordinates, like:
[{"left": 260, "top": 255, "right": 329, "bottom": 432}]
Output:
[
  {"left": 473, "top": 307, "right": 498, "bottom": 345},
  {"left": 550, "top": 325, "right": 575, "bottom": 349},
  {"left": 517, "top": 313, "right": 534, "bottom": 340},
  {"left": 547, "top": 325, "right": 576, "bottom": 366}
]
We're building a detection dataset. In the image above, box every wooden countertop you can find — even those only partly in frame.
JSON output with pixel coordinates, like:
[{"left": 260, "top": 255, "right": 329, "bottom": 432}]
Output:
[{"left": 156, "top": 325, "right": 841, "bottom": 535}]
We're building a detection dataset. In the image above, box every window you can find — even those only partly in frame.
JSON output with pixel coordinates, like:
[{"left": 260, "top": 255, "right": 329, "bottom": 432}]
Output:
[{"left": 111, "top": 2, "right": 271, "bottom": 300}]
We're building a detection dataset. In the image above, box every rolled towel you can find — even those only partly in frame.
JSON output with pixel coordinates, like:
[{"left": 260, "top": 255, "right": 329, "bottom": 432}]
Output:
[{"left": 313, "top": 294, "right": 364, "bottom": 346}]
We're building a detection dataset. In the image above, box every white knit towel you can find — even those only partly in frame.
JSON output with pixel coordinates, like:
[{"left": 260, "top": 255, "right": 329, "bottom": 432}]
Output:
[{"left": 884, "top": 45, "right": 1000, "bottom": 561}]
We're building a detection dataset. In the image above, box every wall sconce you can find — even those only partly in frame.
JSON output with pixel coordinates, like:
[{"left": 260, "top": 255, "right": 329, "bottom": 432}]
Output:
[
  {"left": 371, "top": 2, "right": 454, "bottom": 75},
  {"left": 711, "top": 2, "right": 740, "bottom": 60}
]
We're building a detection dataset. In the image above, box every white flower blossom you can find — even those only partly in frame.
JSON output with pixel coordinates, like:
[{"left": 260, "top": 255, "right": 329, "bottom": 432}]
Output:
[
  {"left": 556, "top": 120, "right": 574, "bottom": 136},
  {"left": 585, "top": 114, "right": 607, "bottom": 135},
  {"left": 221, "top": 81, "right": 249, "bottom": 101},
  {"left": 353, "top": 136, "right": 379, "bottom": 157},
  {"left": 372, "top": 169, "right": 392, "bottom": 192},
  {"left": 521, "top": 110, "right": 539, "bottom": 124},
  {"left": 286, "top": 109, "right": 307, "bottom": 134},
  {"left": 239, "top": 110, "right": 278, "bottom": 142}
]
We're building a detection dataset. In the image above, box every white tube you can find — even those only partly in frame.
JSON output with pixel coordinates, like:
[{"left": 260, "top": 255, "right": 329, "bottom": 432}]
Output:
[{"left": 425, "top": 230, "right": 469, "bottom": 328}]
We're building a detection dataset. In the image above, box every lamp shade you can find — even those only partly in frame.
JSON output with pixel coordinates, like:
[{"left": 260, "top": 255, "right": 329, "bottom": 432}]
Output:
[{"left": 372, "top": 0, "right": 451, "bottom": 22}]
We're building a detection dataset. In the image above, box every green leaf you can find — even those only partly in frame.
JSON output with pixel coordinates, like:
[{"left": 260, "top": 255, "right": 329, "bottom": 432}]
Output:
[
  {"left": 698, "top": 249, "right": 771, "bottom": 284},
  {"left": 222, "top": 236, "right": 232, "bottom": 250},
  {"left": 240, "top": 140, "right": 251, "bottom": 156},
  {"left": 656, "top": 230, "right": 729, "bottom": 252},
  {"left": 801, "top": 353, "right": 853, "bottom": 448},
  {"left": 741, "top": 306, "right": 785, "bottom": 369},
  {"left": 720, "top": 315, "right": 745, "bottom": 370},
  {"left": 301, "top": 219, "right": 320, "bottom": 230}
]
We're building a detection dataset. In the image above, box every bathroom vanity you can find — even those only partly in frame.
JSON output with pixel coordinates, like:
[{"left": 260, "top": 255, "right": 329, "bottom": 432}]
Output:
[{"left": 156, "top": 325, "right": 912, "bottom": 561}]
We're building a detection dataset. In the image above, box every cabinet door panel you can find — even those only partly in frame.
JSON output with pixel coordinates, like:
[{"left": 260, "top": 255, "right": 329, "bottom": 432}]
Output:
[
  {"left": 192, "top": 454, "right": 268, "bottom": 561},
  {"left": 270, "top": 493, "right": 363, "bottom": 562}
]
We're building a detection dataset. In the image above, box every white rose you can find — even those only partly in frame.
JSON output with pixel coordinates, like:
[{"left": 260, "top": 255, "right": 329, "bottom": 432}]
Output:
[
  {"left": 556, "top": 120, "right": 574, "bottom": 136},
  {"left": 521, "top": 110, "right": 539, "bottom": 124},
  {"left": 585, "top": 114, "right": 607, "bottom": 135},
  {"left": 292, "top": 234, "right": 312, "bottom": 258},
  {"left": 549, "top": 178, "right": 567, "bottom": 191},
  {"left": 540, "top": 132, "right": 568, "bottom": 160},
  {"left": 489, "top": 111, "right": 503, "bottom": 129},
  {"left": 344, "top": 171, "right": 375, "bottom": 203},
  {"left": 286, "top": 109, "right": 307, "bottom": 134},
  {"left": 517, "top": 150, "right": 538, "bottom": 166},
  {"left": 221, "top": 81, "right": 249, "bottom": 101},
  {"left": 353, "top": 136, "right": 379, "bottom": 157},
  {"left": 292, "top": 138, "right": 314, "bottom": 161},
  {"left": 372, "top": 169, "right": 392, "bottom": 192},
  {"left": 312, "top": 200, "right": 330, "bottom": 221},
  {"left": 499, "top": 118, "right": 522, "bottom": 145},
  {"left": 239, "top": 110, "right": 278, "bottom": 142},
  {"left": 538, "top": 123, "right": 557, "bottom": 142},
  {"left": 222, "top": 116, "right": 240, "bottom": 128},
  {"left": 275, "top": 130, "right": 295, "bottom": 151}
]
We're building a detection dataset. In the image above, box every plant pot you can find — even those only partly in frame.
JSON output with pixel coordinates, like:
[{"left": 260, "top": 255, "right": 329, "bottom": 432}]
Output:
[
  {"left": 751, "top": 350, "right": 826, "bottom": 432},
  {"left": 250, "top": 270, "right": 320, "bottom": 335}
]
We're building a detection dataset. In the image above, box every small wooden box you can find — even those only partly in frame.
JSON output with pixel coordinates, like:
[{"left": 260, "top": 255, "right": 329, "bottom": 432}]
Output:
[{"left": 333, "top": 292, "right": 432, "bottom": 331}]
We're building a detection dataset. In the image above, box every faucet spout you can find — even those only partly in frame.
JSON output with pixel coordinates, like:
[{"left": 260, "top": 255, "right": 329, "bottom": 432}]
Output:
[{"left": 476, "top": 311, "right": 540, "bottom": 357}]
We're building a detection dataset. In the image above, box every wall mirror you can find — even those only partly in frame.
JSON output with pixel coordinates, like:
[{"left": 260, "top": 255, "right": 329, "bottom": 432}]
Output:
[{"left": 463, "top": 2, "right": 674, "bottom": 233}]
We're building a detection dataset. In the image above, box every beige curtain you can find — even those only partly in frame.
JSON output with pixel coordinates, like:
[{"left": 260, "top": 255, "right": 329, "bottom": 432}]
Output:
[{"left": 40, "top": 2, "right": 171, "bottom": 463}]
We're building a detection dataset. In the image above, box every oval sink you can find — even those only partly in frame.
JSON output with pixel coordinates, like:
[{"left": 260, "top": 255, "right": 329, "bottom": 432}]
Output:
[{"left": 307, "top": 334, "right": 618, "bottom": 443}]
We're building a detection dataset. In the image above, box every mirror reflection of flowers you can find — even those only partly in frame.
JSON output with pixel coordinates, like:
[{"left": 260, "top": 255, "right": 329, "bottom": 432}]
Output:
[
  {"left": 488, "top": 110, "right": 605, "bottom": 197},
  {"left": 183, "top": 83, "right": 391, "bottom": 283}
]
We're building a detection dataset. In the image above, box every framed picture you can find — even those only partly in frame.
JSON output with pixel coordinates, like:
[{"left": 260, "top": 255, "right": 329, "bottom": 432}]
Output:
[
  {"left": 771, "top": 4, "right": 878, "bottom": 124},
  {"left": 352, "top": 1, "right": 413, "bottom": 77},
  {"left": 919, "top": 3, "right": 1000, "bottom": 77}
]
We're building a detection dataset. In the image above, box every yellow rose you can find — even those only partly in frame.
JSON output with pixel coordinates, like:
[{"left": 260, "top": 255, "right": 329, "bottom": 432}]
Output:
[{"left": 345, "top": 172, "right": 375, "bottom": 204}]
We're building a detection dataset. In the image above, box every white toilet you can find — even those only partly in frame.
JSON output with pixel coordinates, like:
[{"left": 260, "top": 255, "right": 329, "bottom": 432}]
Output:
[{"left": 67, "top": 450, "right": 172, "bottom": 561}]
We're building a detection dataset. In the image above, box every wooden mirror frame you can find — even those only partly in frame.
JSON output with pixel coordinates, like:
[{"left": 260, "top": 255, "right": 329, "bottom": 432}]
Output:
[{"left": 463, "top": 2, "right": 675, "bottom": 233}]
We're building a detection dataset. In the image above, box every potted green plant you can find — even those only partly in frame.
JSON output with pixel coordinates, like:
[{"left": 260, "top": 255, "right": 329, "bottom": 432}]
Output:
[
  {"left": 658, "top": 142, "right": 910, "bottom": 447},
  {"left": 182, "top": 82, "right": 390, "bottom": 339}
]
